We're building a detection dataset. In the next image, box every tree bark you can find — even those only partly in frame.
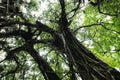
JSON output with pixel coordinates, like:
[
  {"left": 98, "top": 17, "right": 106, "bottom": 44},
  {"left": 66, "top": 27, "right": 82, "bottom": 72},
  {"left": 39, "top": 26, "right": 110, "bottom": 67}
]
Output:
[
  {"left": 26, "top": 45, "right": 61, "bottom": 80},
  {"left": 52, "top": 27, "right": 120, "bottom": 80}
]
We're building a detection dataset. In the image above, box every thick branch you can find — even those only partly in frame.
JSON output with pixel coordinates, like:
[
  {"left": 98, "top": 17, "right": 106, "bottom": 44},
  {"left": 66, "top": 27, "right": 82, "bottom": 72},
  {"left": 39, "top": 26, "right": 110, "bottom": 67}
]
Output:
[
  {"left": 59, "top": 0, "right": 66, "bottom": 18},
  {"left": 36, "top": 21, "right": 55, "bottom": 35},
  {"left": 5, "top": 45, "right": 26, "bottom": 60},
  {"left": 26, "top": 46, "right": 61, "bottom": 80},
  {"left": 58, "top": 0, "right": 68, "bottom": 28},
  {"left": 0, "top": 30, "right": 28, "bottom": 38},
  {"left": 0, "top": 20, "right": 56, "bottom": 36}
]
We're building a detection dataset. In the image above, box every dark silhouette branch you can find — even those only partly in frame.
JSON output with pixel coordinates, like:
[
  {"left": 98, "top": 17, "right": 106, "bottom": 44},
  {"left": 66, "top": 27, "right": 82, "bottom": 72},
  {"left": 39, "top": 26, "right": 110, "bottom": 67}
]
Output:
[
  {"left": 100, "top": 23, "right": 120, "bottom": 34},
  {"left": 0, "top": 30, "right": 28, "bottom": 38},
  {"left": 68, "top": 0, "right": 81, "bottom": 20},
  {"left": 5, "top": 45, "right": 26, "bottom": 60},
  {"left": 36, "top": 21, "right": 56, "bottom": 35},
  {"left": 98, "top": 5, "right": 120, "bottom": 16},
  {"left": 59, "top": 0, "right": 66, "bottom": 19},
  {"left": 89, "top": 0, "right": 103, "bottom": 6},
  {"left": 26, "top": 45, "right": 61, "bottom": 80},
  {"left": 58, "top": 0, "right": 69, "bottom": 29},
  {"left": 74, "top": 23, "right": 101, "bottom": 32},
  {"left": 0, "top": 20, "right": 56, "bottom": 36},
  {"left": 89, "top": 0, "right": 120, "bottom": 16}
]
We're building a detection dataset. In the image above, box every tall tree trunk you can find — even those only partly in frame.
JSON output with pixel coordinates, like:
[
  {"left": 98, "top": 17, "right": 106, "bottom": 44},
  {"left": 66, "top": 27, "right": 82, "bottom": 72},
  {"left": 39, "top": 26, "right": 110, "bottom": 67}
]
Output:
[
  {"left": 53, "top": 27, "right": 120, "bottom": 80},
  {"left": 26, "top": 45, "right": 61, "bottom": 80}
]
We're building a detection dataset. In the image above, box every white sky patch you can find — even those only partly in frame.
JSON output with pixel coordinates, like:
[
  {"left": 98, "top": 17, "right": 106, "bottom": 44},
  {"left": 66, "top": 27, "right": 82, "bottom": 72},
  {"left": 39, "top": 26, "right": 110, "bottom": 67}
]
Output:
[
  {"left": 47, "top": 57, "right": 51, "bottom": 62},
  {"left": 0, "top": 50, "right": 6, "bottom": 61},
  {"left": 26, "top": 60, "right": 32, "bottom": 66},
  {"left": 76, "top": 28, "right": 86, "bottom": 42},
  {"left": 76, "top": 13, "right": 85, "bottom": 26},
  {"left": 39, "top": 50, "right": 48, "bottom": 56},
  {"left": 31, "top": 11, "right": 41, "bottom": 18},
  {"left": 106, "top": 16, "right": 111, "bottom": 20},
  {"left": 81, "top": 0, "right": 89, "bottom": 10},
  {"left": 23, "top": 0, "right": 31, "bottom": 3},
  {"left": 78, "top": 28, "right": 85, "bottom": 33},
  {"left": 110, "top": 46, "right": 115, "bottom": 52},
  {"left": 104, "top": 16, "right": 112, "bottom": 23},
  {"left": 39, "top": 49, "right": 48, "bottom": 56},
  {"left": 84, "top": 40, "right": 94, "bottom": 48},
  {"left": 49, "top": 0, "right": 58, "bottom": 3},
  {"left": 110, "top": 46, "right": 115, "bottom": 51},
  {"left": 27, "top": 69, "right": 40, "bottom": 76},
  {"left": 36, "top": 36, "right": 41, "bottom": 40},
  {"left": 0, "top": 29, "right": 5, "bottom": 32},
  {"left": 20, "top": 5, "right": 27, "bottom": 14},
  {"left": 62, "top": 63, "right": 69, "bottom": 70},
  {"left": 6, "top": 38, "right": 16, "bottom": 47},
  {"left": 40, "top": 1, "right": 48, "bottom": 10},
  {"left": 76, "top": 34, "right": 82, "bottom": 42},
  {"left": 76, "top": 73, "right": 82, "bottom": 80}
]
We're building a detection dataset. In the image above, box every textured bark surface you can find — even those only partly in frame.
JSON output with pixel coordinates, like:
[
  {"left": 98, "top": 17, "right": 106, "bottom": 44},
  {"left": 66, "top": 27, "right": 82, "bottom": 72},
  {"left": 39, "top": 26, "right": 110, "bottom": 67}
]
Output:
[
  {"left": 0, "top": 0, "right": 120, "bottom": 80},
  {"left": 52, "top": 27, "right": 120, "bottom": 80}
]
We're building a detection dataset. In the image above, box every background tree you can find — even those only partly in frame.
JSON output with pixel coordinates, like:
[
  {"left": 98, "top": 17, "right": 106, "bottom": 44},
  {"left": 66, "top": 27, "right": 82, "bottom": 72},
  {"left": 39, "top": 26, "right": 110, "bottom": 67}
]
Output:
[{"left": 0, "top": 0, "right": 120, "bottom": 80}]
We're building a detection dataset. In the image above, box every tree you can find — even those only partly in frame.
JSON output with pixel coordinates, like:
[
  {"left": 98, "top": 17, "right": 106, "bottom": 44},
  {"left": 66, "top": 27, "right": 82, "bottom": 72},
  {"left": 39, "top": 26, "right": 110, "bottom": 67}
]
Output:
[{"left": 0, "top": 0, "right": 120, "bottom": 80}]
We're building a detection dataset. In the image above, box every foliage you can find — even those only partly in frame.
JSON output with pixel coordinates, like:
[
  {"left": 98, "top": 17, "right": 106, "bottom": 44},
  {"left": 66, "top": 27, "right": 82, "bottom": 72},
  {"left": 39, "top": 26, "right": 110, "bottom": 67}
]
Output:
[{"left": 0, "top": 0, "right": 120, "bottom": 80}]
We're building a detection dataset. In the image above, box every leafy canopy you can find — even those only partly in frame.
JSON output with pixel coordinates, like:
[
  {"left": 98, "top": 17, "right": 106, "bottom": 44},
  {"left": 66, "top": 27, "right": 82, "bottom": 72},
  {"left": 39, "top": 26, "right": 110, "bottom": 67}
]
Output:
[{"left": 0, "top": 0, "right": 120, "bottom": 79}]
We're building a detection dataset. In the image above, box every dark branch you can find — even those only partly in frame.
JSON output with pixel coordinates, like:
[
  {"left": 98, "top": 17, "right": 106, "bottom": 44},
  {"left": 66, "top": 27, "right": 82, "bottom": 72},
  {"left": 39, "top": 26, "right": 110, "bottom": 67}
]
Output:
[
  {"left": 36, "top": 21, "right": 56, "bottom": 35},
  {"left": 26, "top": 46, "right": 61, "bottom": 80},
  {"left": 0, "top": 21, "right": 35, "bottom": 29},
  {"left": 58, "top": 0, "right": 68, "bottom": 28},
  {"left": 101, "top": 23, "right": 120, "bottom": 34},
  {"left": 0, "top": 20, "right": 56, "bottom": 36},
  {"left": 68, "top": 0, "right": 81, "bottom": 20},
  {"left": 98, "top": 6, "right": 120, "bottom": 16},
  {"left": 59, "top": 0, "right": 66, "bottom": 17},
  {"left": 89, "top": 0, "right": 120, "bottom": 16},
  {"left": 5, "top": 45, "right": 26, "bottom": 60},
  {"left": 34, "top": 39, "right": 53, "bottom": 45},
  {"left": 89, "top": 0, "right": 103, "bottom": 6},
  {"left": 0, "top": 30, "right": 27, "bottom": 38},
  {"left": 74, "top": 23, "right": 101, "bottom": 32}
]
